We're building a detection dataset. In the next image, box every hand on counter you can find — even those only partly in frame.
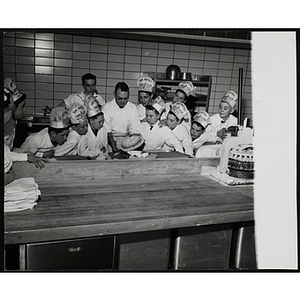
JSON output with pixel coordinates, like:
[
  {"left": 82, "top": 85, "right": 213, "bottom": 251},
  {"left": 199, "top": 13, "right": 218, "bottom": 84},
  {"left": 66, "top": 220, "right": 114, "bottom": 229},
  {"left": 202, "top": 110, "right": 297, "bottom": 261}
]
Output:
[{"left": 27, "top": 155, "right": 48, "bottom": 169}]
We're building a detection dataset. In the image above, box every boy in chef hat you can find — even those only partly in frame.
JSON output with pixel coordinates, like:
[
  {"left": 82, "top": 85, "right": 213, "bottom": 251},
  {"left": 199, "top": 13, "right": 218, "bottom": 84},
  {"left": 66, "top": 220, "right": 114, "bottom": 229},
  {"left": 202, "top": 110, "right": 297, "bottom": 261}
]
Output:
[
  {"left": 77, "top": 96, "right": 111, "bottom": 159},
  {"left": 19, "top": 107, "right": 70, "bottom": 158},
  {"left": 4, "top": 92, "right": 48, "bottom": 185},
  {"left": 161, "top": 81, "right": 195, "bottom": 131},
  {"left": 136, "top": 76, "right": 155, "bottom": 121},
  {"left": 54, "top": 104, "right": 89, "bottom": 156},
  {"left": 139, "top": 98, "right": 184, "bottom": 153},
  {"left": 190, "top": 111, "right": 211, "bottom": 153},
  {"left": 4, "top": 78, "right": 27, "bottom": 150},
  {"left": 195, "top": 91, "right": 238, "bottom": 158},
  {"left": 205, "top": 90, "right": 238, "bottom": 143},
  {"left": 165, "top": 102, "right": 193, "bottom": 156}
]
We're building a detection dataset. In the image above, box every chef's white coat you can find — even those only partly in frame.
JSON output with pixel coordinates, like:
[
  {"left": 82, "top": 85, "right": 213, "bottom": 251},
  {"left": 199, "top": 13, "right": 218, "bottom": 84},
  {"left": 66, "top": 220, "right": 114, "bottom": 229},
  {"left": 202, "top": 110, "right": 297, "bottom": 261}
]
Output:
[
  {"left": 4, "top": 143, "right": 27, "bottom": 173},
  {"left": 4, "top": 118, "right": 17, "bottom": 150},
  {"left": 137, "top": 103, "right": 146, "bottom": 121},
  {"left": 78, "top": 124, "right": 108, "bottom": 157},
  {"left": 172, "top": 124, "right": 193, "bottom": 156},
  {"left": 192, "top": 132, "right": 210, "bottom": 150},
  {"left": 206, "top": 113, "right": 238, "bottom": 142},
  {"left": 54, "top": 128, "right": 80, "bottom": 156},
  {"left": 140, "top": 122, "right": 183, "bottom": 153},
  {"left": 102, "top": 99, "right": 141, "bottom": 137},
  {"left": 19, "top": 127, "right": 55, "bottom": 157},
  {"left": 64, "top": 90, "right": 105, "bottom": 110}
]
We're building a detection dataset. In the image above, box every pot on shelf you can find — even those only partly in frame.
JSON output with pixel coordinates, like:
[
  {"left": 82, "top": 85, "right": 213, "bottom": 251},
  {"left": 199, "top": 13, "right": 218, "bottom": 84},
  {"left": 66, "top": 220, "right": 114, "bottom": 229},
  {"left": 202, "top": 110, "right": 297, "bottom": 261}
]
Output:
[
  {"left": 178, "top": 72, "right": 192, "bottom": 81},
  {"left": 165, "top": 65, "right": 181, "bottom": 80}
]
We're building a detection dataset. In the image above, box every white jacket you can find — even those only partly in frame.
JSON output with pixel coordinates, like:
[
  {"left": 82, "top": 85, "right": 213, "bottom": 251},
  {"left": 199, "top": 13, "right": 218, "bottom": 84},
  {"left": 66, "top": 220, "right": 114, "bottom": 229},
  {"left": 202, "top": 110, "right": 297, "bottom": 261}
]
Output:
[
  {"left": 20, "top": 127, "right": 55, "bottom": 157},
  {"left": 102, "top": 99, "right": 141, "bottom": 136},
  {"left": 140, "top": 122, "right": 183, "bottom": 153},
  {"left": 64, "top": 90, "right": 105, "bottom": 110}
]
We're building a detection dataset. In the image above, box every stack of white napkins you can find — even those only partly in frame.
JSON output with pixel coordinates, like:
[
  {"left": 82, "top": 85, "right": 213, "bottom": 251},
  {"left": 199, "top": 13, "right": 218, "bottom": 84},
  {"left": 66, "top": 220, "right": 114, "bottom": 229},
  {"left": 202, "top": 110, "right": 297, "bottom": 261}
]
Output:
[{"left": 4, "top": 177, "right": 41, "bottom": 212}]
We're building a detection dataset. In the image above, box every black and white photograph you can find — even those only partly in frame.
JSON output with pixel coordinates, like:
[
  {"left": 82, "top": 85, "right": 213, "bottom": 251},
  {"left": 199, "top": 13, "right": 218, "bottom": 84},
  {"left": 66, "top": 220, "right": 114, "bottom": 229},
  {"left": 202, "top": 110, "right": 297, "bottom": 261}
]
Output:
[{"left": 1, "top": 24, "right": 298, "bottom": 300}]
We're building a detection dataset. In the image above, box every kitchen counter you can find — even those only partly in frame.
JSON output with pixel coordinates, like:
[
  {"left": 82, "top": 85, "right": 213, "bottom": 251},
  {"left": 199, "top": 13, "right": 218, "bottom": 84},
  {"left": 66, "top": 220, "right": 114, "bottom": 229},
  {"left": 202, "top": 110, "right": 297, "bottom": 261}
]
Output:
[
  {"left": 5, "top": 157, "right": 253, "bottom": 244},
  {"left": 4, "top": 156, "right": 254, "bottom": 270}
]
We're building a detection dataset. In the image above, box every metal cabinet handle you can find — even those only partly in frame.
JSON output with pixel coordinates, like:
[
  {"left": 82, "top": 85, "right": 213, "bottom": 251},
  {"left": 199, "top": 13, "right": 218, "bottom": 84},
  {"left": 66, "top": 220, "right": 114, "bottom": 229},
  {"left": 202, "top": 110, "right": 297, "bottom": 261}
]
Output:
[{"left": 68, "top": 246, "right": 81, "bottom": 253}]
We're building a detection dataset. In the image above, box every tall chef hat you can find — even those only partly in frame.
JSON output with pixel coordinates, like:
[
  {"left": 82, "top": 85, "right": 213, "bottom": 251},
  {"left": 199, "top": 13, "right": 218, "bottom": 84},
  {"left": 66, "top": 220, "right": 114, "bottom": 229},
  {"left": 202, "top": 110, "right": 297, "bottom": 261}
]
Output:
[
  {"left": 193, "top": 111, "right": 210, "bottom": 128},
  {"left": 3, "top": 78, "right": 27, "bottom": 103},
  {"left": 221, "top": 91, "right": 238, "bottom": 112},
  {"left": 170, "top": 102, "right": 189, "bottom": 121},
  {"left": 69, "top": 104, "right": 87, "bottom": 124},
  {"left": 151, "top": 95, "right": 165, "bottom": 115},
  {"left": 50, "top": 107, "right": 70, "bottom": 129},
  {"left": 85, "top": 95, "right": 102, "bottom": 118},
  {"left": 178, "top": 81, "right": 196, "bottom": 97},
  {"left": 137, "top": 76, "right": 155, "bottom": 93}
]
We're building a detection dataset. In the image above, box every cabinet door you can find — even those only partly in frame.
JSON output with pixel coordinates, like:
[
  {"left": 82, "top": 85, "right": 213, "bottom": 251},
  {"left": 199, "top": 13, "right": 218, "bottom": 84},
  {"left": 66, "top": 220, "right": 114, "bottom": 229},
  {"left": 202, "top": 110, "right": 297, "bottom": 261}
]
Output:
[
  {"left": 172, "top": 224, "right": 233, "bottom": 270},
  {"left": 26, "top": 236, "right": 115, "bottom": 271}
]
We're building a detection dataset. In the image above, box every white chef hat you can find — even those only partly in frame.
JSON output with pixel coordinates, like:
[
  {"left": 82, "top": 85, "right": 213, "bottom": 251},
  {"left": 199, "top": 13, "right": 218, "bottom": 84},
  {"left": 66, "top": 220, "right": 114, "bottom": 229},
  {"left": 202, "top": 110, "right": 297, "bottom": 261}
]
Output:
[
  {"left": 69, "top": 104, "right": 87, "bottom": 124},
  {"left": 85, "top": 95, "right": 102, "bottom": 118},
  {"left": 50, "top": 107, "right": 70, "bottom": 129},
  {"left": 3, "top": 78, "right": 27, "bottom": 103},
  {"left": 170, "top": 102, "right": 189, "bottom": 121},
  {"left": 221, "top": 91, "right": 238, "bottom": 112},
  {"left": 137, "top": 76, "right": 155, "bottom": 93},
  {"left": 151, "top": 96, "right": 165, "bottom": 115},
  {"left": 193, "top": 111, "right": 210, "bottom": 128},
  {"left": 178, "top": 81, "right": 196, "bottom": 97}
]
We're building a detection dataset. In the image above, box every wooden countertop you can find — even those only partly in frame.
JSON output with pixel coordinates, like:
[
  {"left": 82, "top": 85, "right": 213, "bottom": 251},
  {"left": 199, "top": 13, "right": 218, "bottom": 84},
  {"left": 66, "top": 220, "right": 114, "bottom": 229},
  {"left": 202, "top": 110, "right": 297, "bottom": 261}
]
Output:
[{"left": 5, "top": 157, "right": 254, "bottom": 245}]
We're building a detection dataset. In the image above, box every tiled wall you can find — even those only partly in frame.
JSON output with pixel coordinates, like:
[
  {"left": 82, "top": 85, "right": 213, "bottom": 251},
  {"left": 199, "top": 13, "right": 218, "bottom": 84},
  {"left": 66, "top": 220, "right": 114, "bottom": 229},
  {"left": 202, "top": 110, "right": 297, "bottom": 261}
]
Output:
[{"left": 3, "top": 31, "right": 252, "bottom": 125}]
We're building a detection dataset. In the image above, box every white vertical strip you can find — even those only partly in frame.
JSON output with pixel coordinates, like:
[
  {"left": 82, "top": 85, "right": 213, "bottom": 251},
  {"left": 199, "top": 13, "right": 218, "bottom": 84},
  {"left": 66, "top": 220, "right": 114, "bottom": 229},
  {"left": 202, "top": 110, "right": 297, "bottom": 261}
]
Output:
[{"left": 252, "top": 31, "right": 297, "bottom": 269}]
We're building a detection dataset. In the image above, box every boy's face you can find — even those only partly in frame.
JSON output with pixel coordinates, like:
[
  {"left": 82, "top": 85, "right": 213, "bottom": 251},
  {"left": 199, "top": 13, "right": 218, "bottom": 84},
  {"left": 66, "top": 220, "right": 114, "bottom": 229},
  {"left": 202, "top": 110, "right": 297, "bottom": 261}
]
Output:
[
  {"left": 89, "top": 114, "right": 104, "bottom": 131},
  {"left": 73, "top": 119, "right": 88, "bottom": 135},
  {"left": 52, "top": 129, "right": 69, "bottom": 145},
  {"left": 190, "top": 122, "right": 204, "bottom": 140},
  {"left": 13, "top": 100, "right": 26, "bottom": 120},
  {"left": 83, "top": 79, "right": 96, "bottom": 95},
  {"left": 166, "top": 113, "right": 179, "bottom": 130},
  {"left": 139, "top": 92, "right": 152, "bottom": 107},
  {"left": 146, "top": 109, "right": 160, "bottom": 126},
  {"left": 173, "top": 90, "right": 186, "bottom": 104},
  {"left": 218, "top": 101, "right": 232, "bottom": 120},
  {"left": 115, "top": 89, "right": 129, "bottom": 109}
]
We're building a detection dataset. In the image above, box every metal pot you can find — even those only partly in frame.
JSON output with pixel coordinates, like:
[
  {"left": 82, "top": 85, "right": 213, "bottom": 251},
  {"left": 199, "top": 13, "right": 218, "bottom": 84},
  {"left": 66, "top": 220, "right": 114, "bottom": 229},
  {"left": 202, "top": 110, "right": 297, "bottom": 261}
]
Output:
[
  {"left": 165, "top": 65, "right": 181, "bottom": 80},
  {"left": 178, "top": 72, "right": 192, "bottom": 81}
]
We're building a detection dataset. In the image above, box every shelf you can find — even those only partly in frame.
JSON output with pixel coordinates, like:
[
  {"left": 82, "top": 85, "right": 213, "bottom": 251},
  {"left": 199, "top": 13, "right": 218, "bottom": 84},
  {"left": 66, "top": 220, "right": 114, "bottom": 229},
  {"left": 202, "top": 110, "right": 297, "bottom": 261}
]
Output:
[{"left": 156, "top": 76, "right": 212, "bottom": 87}]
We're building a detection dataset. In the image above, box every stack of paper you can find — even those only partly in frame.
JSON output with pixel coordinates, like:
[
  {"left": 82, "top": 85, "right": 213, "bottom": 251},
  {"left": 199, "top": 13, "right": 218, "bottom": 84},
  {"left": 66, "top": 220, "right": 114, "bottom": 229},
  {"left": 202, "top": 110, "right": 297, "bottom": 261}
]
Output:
[{"left": 4, "top": 177, "right": 41, "bottom": 212}]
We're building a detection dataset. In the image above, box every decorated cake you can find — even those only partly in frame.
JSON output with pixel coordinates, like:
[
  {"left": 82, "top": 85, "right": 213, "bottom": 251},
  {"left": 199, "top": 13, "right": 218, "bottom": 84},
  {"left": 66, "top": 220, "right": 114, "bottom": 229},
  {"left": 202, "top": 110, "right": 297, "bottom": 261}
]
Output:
[
  {"left": 118, "top": 134, "right": 145, "bottom": 152},
  {"left": 227, "top": 145, "right": 254, "bottom": 179}
]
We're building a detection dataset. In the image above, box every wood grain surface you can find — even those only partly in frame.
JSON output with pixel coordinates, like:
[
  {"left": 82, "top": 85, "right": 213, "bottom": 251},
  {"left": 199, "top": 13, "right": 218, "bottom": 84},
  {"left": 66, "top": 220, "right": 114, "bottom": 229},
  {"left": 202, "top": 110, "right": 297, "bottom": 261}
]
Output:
[{"left": 5, "top": 158, "right": 253, "bottom": 245}]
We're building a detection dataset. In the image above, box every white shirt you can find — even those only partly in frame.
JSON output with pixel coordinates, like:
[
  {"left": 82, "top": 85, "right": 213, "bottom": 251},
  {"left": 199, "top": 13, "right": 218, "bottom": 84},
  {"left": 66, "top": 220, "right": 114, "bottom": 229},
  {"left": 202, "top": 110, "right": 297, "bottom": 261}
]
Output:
[
  {"left": 137, "top": 103, "right": 146, "bottom": 121},
  {"left": 4, "top": 118, "right": 17, "bottom": 150},
  {"left": 4, "top": 143, "right": 27, "bottom": 173},
  {"left": 102, "top": 99, "right": 141, "bottom": 137},
  {"left": 140, "top": 122, "right": 183, "bottom": 153},
  {"left": 192, "top": 132, "right": 210, "bottom": 150},
  {"left": 64, "top": 90, "right": 105, "bottom": 110},
  {"left": 172, "top": 124, "right": 194, "bottom": 156},
  {"left": 54, "top": 128, "right": 80, "bottom": 156},
  {"left": 206, "top": 114, "right": 238, "bottom": 142},
  {"left": 19, "top": 127, "right": 55, "bottom": 157},
  {"left": 78, "top": 124, "right": 108, "bottom": 157}
]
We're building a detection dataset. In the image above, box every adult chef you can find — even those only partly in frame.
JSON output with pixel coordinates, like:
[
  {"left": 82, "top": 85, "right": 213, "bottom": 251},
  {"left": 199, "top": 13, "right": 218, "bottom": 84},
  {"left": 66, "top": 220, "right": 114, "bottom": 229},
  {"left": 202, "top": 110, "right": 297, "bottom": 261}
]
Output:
[
  {"left": 59, "top": 73, "right": 105, "bottom": 109},
  {"left": 102, "top": 82, "right": 141, "bottom": 152}
]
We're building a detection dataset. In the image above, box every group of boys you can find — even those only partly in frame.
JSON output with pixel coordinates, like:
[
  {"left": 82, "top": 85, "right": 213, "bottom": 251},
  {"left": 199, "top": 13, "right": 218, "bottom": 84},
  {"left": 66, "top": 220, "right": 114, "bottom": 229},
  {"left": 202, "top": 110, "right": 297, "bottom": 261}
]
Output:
[{"left": 4, "top": 73, "right": 238, "bottom": 184}]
